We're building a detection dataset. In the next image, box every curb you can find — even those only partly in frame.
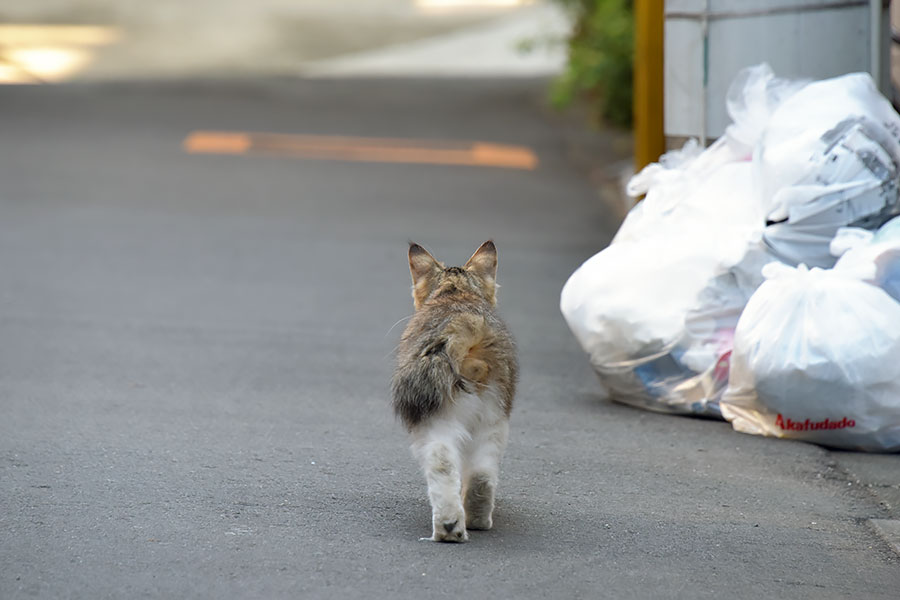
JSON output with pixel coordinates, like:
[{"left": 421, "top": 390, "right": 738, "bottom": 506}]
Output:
[
  {"left": 832, "top": 451, "right": 900, "bottom": 556},
  {"left": 869, "top": 520, "right": 900, "bottom": 557}
]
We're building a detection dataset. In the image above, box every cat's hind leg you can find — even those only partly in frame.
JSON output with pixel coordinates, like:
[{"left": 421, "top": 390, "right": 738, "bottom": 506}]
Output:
[
  {"left": 464, "top": 417, "right": 509, "bottom": 531},
  {"left": 412, "top": 425, "right": 468, "bottom": 542}
]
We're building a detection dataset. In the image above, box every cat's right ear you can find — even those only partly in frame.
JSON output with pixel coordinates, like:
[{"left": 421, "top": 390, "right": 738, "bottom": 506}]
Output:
[{"left": 408, "top": 243, "right": 441, "bottom": 309}]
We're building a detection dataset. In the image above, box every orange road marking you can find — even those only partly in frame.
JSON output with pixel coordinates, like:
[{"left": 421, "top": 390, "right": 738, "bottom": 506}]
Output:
[
  {"left": 183, "top": 132, "right": 252, "bottom": 154},
  {"left": 182, "top": 131, "right": 538, "bottom": 170}
]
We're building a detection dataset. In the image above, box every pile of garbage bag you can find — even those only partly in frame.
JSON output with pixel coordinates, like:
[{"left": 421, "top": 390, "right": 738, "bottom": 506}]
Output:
[{"left": 560, "top": 64, "right": 900, "bottom": 451}]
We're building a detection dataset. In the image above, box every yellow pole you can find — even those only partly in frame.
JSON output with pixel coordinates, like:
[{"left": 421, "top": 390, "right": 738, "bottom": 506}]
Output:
[{"left": 634, "top": 0, "right": 665, "bottom": 172}]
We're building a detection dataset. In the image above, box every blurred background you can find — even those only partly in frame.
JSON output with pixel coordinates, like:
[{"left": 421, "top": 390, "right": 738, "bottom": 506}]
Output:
[
  {"left": 0, "top": 0, "right": 569, "bottom": 81},
  {"left": 5, "top": 1, "right": 899, "bottom": 166},
  {"left": 5, "top": 1, "right": 898, "bottom": 149}
]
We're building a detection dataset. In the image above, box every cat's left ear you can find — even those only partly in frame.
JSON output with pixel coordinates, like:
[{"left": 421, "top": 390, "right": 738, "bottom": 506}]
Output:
[
  {"left": 465, "top": 241, "right": 498, "bottom": 298},
  {"left": 409, "top": 243, "right": 442, "bottom": 309}
]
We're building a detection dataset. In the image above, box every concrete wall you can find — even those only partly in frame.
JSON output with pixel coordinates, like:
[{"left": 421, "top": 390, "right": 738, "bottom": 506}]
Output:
[{"left": 665, "top": 0, "right": 886, "bottom": 141}]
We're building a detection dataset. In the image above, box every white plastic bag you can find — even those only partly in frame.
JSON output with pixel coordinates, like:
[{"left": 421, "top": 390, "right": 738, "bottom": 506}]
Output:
[
  {"left": 561, "top": 64, "right": 900, "bottom": 420},
  {"left": 724, "top": 63, "right": 807, "bottom": 155},
  {"left": 559, "top": 65, "right": 795, "bottom": 417},
  {"left": 832, "top": 217, "right": 900, "bottom": 302},
  {"left": 722, "top": 263, "right": 900, "bottom": 451},
  {"left": 560, "top": 158, "right": 771, "bottom": 416},
  {"left": 757, "top": 73, "right": 900, "bottom": 267},
  {"left": 874, "top": 214, "right": 900, "bottom": 243},
  {"left": 620, "top": 64, "right": 795, "bottom": 244}
]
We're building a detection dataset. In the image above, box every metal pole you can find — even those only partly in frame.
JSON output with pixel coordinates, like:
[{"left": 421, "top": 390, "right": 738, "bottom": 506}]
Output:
[
  {"left": 700, "top": 0, "right": 710, "bottom": 147},
  {"left": 870, "top": 0, "right": 882, "bottom": 92},
  {"left": 634, "top": 0, "right": 665, "bottom": 171}
]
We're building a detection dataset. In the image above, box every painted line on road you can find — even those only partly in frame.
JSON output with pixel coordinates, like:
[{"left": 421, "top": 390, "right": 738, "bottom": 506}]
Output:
[{"left": 182, "top": 131, "right": 538, "bottom": 170}]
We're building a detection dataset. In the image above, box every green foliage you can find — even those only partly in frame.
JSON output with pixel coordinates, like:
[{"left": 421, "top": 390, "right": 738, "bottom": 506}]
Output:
[{"left": 551, "top": 0, "right": 634, "bottom": 128}]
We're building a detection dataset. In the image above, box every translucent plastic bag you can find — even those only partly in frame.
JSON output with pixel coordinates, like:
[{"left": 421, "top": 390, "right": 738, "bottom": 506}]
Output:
[
  {"left": 561, "top": 64, "right": 900, "bottom": 420},
  {"left": 559, "top": 65, "right": 795, "bottom": 417},
  {"left": 560, "top": 158, "right": 772, "bottom": 416},
  {"left": 722, "top": 263, "right": 900, "bottom": 451},
  {"left": 758, "top": 73, "right": 900, "bottom": 268},
  {"left": 724, "top": 63, "right": 807, "bottom": 156},
  {"left": 620, "top": 64, "right": 797, "bottom": 244},
  {"left": 832, "top": 217, "right": 900, "bottom": 302}
]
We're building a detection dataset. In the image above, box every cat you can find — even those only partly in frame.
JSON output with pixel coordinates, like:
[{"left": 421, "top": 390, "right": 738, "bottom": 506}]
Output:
[{"left": 392, "top": 241, "right": 518, "bottom": 542}]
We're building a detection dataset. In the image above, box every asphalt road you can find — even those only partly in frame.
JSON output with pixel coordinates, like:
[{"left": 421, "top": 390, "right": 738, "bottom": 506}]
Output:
[{"left": 1, "top": 78, "right": 898, "bottom": 599}]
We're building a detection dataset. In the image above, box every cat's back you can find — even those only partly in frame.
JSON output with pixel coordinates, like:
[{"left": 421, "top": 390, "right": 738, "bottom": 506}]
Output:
[{"left": 400, "top": 296, "right": 514, "bottom": 363}]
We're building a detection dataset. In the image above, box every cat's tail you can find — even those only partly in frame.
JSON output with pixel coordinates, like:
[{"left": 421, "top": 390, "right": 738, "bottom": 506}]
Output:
[
  {"left": 391, "top": 339, "right": 457, "bottom": 429},
  {"left": 391, "top": 314, "right": 486, "bottom": 430}
]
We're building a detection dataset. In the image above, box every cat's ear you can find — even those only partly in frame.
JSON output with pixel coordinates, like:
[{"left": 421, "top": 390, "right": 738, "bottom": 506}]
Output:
[
  {"left": 465, "top": 241, "right": 497, "bottom": 281},
  {"left": 408, "top": 243, "right": 441, "bottom": 308},
  {"left": 465, "top": 241, "right": 498, "bottom": 303}
]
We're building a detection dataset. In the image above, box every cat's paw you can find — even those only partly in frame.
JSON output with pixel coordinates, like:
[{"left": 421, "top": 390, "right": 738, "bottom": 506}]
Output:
[
  {"left": 430, "top": 515, "right": 468, "bottom": 543},
  {"left": 464, "top": 473, "right": 495, "bottom": 530},
  {"left": 466, "top": 514, "right": 492, "bottom": 531}
]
